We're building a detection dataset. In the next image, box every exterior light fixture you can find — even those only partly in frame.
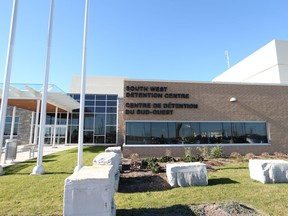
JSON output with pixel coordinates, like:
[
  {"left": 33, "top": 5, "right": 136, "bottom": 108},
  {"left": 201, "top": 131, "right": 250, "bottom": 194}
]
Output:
[{"left": 230, "top": 97, "right": 237, "bottom": 102}]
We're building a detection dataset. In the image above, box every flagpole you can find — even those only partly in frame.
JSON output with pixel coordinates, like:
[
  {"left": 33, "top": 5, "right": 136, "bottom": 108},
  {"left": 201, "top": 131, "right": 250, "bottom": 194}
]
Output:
[
  {"left": 74, "top": 0, "right": 90, "bottom": 172},
  {"left": 32, "top": 0, "right": 54, "bottom": 175},
  {"left": 0, "top": 0, "right": 19, "bottom": 176}
]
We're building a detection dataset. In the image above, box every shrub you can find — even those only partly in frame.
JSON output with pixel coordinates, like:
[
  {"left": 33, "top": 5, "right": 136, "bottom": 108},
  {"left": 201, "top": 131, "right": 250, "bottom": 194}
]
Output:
[
  {"left": 159, "top": 156, "right": 175, "bottom": 162},
  {"left": 180, "top": 154, "right": 203, "bottom": 162},
  {"left": 142, "top": 157, "right": 161, "bottom": 173},
  {"left": 210, "top": 146, "right": 225, "bottom": 158}
]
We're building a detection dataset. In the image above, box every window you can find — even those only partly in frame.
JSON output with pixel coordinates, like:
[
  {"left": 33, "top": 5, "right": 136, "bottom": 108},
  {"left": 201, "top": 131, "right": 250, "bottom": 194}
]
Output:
[
  {"left": 4, "top": 116, "right": 19, "bottom": 136},
  {"left": 69, "top": 94, "right": 118, "bottom": 144},
  {"left": 125, "top": 121, "right": 268, "bottom": 145}
]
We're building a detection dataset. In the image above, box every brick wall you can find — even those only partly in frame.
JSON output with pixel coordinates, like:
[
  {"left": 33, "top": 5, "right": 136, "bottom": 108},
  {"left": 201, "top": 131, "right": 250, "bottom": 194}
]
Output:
[{"left": 123, "top": 80, "right": 288, "bottom": 157}]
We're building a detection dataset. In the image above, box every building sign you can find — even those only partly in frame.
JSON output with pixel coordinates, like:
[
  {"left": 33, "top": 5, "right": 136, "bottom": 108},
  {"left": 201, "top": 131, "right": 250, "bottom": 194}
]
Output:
[{"left": 125, "top": 86, "right": 198, "bottom": 115}]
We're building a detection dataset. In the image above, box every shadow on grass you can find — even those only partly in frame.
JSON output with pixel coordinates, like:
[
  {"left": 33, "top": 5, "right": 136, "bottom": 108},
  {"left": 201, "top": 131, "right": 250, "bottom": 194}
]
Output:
[
  {"left": 117, "top": 205, "right": 196, "bottom": 216},
  {"left": 4, "top": 163, "right": 32, "bottom": 175},
  {"left": 216, "top": 166, "right": 248, "bottom": 171},
  {"left": 118, "top": 175, "right": 172, "bottom": 193},
  {"left": 208, "top": 178, "right": 239, "bottom": 185}
]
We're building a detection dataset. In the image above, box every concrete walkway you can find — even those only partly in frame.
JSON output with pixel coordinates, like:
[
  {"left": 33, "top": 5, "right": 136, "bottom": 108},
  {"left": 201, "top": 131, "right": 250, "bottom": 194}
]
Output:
[{"left": 1, "top": 144, "right": 77, "bottom": 167}]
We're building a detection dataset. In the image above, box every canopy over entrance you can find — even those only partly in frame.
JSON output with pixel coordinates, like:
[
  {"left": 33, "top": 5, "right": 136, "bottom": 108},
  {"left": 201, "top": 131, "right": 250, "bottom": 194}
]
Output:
[{"left": 0, "top": 84, "right": 79, "bottom": 112}]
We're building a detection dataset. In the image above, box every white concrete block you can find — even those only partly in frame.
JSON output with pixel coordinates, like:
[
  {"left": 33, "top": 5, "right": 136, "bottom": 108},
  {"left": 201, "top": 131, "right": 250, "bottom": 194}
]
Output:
[
  {"left": 93, "top": 152, "right": 121, "bottom": 172},
  {"left": 249, "top": 159, "right": 288, "bottom": 183},
  {"left": 63, "top": 166, "right": 115, "bottom": 216},
  {"left": 166, "top": 162, "right": 208, "bottom": 187},
  {"left": 105, "top": 147, "right": 122, "bottom": 165}
]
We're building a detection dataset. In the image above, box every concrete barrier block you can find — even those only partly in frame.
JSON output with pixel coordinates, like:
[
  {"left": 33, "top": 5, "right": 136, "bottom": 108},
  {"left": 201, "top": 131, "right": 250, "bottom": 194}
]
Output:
[
  {"left": 93, "top": 152, "right": 121, "bottom": 171},
  {"left": 63, "top": 166, "right": 115, "bottom": 216},
  {"left": 166, "top": 162, "right": 208, "bottom": 187},
  {"left": 249, "top": 159, "right": 288, "bottom": 183}
]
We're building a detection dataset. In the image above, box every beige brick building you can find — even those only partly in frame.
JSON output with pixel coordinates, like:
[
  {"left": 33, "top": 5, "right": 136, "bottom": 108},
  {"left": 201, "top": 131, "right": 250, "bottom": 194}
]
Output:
[{"left": 123, "top": 79, "right": 288, "bottom": 157}]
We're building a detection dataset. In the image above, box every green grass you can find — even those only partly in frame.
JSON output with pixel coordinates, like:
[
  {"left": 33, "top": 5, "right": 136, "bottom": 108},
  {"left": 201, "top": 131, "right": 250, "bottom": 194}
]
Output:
[
  {"left": 1, "top": 150, "right": 288, "bottom": 216},
  {"left": 0, "top": 146, "right": 105, "bottom": 216}
]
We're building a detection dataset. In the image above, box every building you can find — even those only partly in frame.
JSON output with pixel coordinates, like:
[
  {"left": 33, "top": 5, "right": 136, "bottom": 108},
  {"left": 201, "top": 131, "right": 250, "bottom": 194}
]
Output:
[
  {"left": 213, "top": 40, "right": 288, "bottom": 84},
  {"left": 2, "top": 40, "right": 288, "bottom": 158},
  {"left": 122, "top": 79, "right": 288, "bottom": 157}
]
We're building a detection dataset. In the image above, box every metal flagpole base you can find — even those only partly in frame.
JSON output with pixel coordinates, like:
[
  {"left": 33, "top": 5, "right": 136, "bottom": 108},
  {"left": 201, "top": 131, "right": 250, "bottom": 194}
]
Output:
[
  {"left": 31, "top": 165, "right": 45, "bottom": 175},
  {"left": 0, "top": 165, "right": 4, "bottom": 176}
]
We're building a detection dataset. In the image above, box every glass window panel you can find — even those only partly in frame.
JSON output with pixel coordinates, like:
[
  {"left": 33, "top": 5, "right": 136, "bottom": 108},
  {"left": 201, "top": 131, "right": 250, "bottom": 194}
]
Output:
[
  {"left": 5, "top": 117, "right": 12, "bottom": 123},
  {"left": 83, "top": 131, "right": 93, "bottom": 143},
  {"left": 106, "top": 114, "right": 116, "bottom": 125},
  {"left": 200, "top": 122, "right": 222, "bottom": 144},
  {"left": 94, "top": 136, "right": 104, "bottom": 143},
  {"left": 107, "top": 95, "right": 117, "bottom": 100},
  {"left": 126, "top": 122, "right": 151, "bottom": 144},
  {"left": 58, "top": 113, "right": 66, "bottom": 125},
  {"left": 176, "top": 122, "right": 200, "bottom": 144},
  {"left": 167, "top": 122, "right": 177, "bottom": 144},
  {"left": 107, "top": 107, "right": 117, "bottom": 113},
  {"left": 96, "top": 95, "right": 106, "bottom": 100},
  {"left": 46, "top": 113, "right": 55, "bottom": 125},
  {"left": 151, "top": 122, "right": 169, "bottom": 144},
  {"left": 71, "top": 113, "right": 79, "bottom": 125},
  {"left": 84, "top": 114, "right": 94, "bottom": 130},
  {"left": 4, "top": 124, "right": 11, "bottom": 135},
  {"left": 84, "top": 107, "right": 95, "bottom": 112},
  {"left": 85, "top": 101, "right": 94, "bottom": 106},
  {"left": 107, "top": 101, "right": 117, "bottom": 106},
  {"left": 106, "top": 126, "right": 116, "bottom": 143},
  {"left": 222, "top": 123, "right": 232, "bottom": 143},
  {"left": 95, "top": 114, "right": 105, "bottom": 135},
  {"left": 57, "top": 127, "right": 66, "bottom": 136},
  {"left": 72, "top": 94, "right": 80, "bottom": 100},
  {"left": 96, "top": 101, "right": 106, "bottom": 106},
  {"left": 231, "top": 123, "right": 246, "bottom": 143},
  {"left": 13, "top": 124, "right": 18, "bottom": 135},
  {"left": 69, "top": 126, "right": 78, "bottom": 143},
  {"left": 245, "top": 123, "right": 268, "bottom": 143},
  {"left": 95, "top": 107, "right": 105, "bottom": 113},
  {"left": 85, "top": 94, "right": 95, "bottom": 100}
]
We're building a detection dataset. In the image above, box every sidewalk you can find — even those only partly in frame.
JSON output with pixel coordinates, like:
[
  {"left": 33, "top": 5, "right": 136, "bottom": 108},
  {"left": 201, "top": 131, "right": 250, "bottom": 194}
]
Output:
[{"left": 1, "top": 144, "right": 77, "bottom": 167}]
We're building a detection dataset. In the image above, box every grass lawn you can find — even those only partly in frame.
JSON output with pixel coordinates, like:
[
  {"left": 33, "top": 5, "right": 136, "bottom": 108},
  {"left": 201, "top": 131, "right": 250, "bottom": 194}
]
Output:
[{"left": 0, "top": 147, "right": 287, "bottom": 215}]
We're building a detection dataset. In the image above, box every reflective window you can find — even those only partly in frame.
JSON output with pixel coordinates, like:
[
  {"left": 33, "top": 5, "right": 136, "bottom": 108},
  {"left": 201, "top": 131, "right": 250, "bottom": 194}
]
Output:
[
  {"left": 84, "top": 114, "right": 94, "bottom": 130},
  {"left": 4, "top": 117, "right": 19, "bottom": 135},
  {"left": 106, "top": 114, "right": 116, "bottom": 125},
  {"left": 125, "top": 121, "right": 268, "bottom": 145},
  {"left": 68, "top": 94, "right": 118, "bottom": 144},
  {"left": 126, "top": 122, "right": 151, "bottom": 144},
  {"left": 95, "top": 114, "right": 105, "bottom": 135}
]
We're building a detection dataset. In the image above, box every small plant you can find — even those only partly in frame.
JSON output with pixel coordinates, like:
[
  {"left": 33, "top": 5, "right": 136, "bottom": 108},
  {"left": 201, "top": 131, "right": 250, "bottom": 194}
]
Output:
[
  {"left": 142, "top": 157, "right": 161, "bottom": 173},
  {"left": 274, "top": 152, "right": 287, "bottom": 158},
  {"left": 180, "top": 155, "right": 203, "bottom": 162},
  {"left": 150, "top": 163, "right": 161, "bottom": 173},
  {"left": 159, "top": 156, "right": 175, "bottom": 162},
  {"left": 245, "top": 152, "right": 256, "bottom": 159},
  {"left": 197, "top": 146, "right": 210, "bottom": 158},
  {"left": 130, "top": 153, "right": 141, "bottom": 170},
  {"left": 260, "top": 152, "right": 270, "bottom": 158},
  {"left": 230, "top": 152, "right": 242, "bottom": 158},
  {"left": 210, "top": 146, "right": 225, "bottom": 158},
  {"left": 184, "top": 147, "right": 193, "bottom": 157}
]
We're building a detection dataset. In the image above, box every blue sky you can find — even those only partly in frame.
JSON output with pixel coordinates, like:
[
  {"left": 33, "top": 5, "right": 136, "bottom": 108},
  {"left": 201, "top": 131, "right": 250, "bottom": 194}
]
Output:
[{"left": 0, "top": 0, "right": 287, "bottom": 92}]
